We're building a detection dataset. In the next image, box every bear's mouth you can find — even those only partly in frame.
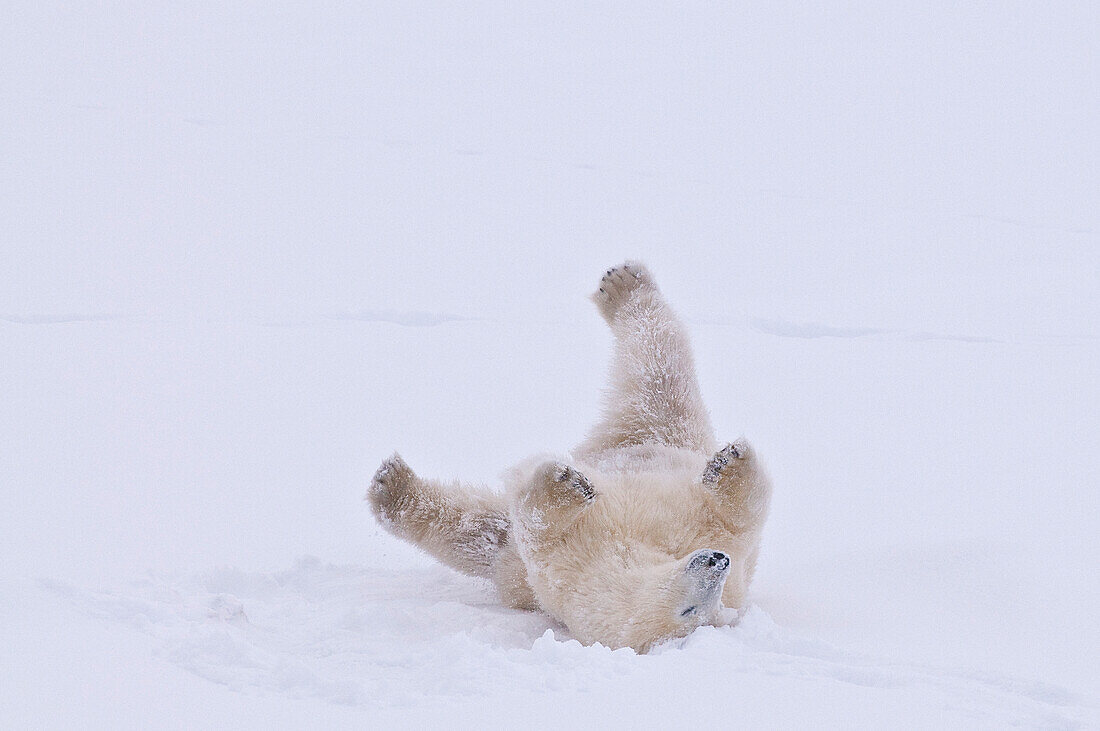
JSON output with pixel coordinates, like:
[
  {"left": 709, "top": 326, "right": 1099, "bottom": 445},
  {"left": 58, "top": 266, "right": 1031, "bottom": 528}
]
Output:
[{"left": 680, "top": 605, "right": 697, "bottom": 617}]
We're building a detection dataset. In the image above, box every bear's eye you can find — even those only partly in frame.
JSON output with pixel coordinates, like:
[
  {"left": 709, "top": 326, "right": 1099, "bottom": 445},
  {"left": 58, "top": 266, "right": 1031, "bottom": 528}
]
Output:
[{"left": 680, "top": 605, "right": 696, "bottom": 617}]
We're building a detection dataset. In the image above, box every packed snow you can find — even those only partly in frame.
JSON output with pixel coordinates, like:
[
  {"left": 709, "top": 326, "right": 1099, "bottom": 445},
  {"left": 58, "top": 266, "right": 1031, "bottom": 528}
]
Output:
[{"left": 2, "top": 2, "right": 1098, "bottom": 728}]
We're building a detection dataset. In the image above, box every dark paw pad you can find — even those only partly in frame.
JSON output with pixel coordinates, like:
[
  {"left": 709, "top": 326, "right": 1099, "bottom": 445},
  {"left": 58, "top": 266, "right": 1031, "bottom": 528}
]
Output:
[
  {"left": 553, "top": 464, "right": 596, "bottom": 501},
  {"left": 594, "top": 261, "right": 652, "bottom": 319},
  {"left": 701, "top": 441, "right": 747, "bottom": 483}
]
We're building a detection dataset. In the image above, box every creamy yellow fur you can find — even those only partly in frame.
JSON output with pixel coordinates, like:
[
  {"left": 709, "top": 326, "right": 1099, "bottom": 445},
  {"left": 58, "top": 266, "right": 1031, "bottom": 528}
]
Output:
[{"left": 367, "top": 261, "right": 772, "bottom": 652}]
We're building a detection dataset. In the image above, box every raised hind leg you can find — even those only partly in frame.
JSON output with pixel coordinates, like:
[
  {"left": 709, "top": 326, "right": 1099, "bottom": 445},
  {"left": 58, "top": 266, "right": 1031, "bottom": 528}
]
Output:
[{"left": 576, "top": 262, "right": 715, "bottom": 460}]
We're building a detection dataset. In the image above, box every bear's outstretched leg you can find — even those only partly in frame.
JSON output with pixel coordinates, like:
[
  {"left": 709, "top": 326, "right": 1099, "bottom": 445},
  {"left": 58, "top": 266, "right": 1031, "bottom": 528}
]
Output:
[
  {"left": 577, "top": 262, "right": 716, "bottom": 459},
  {"left": 367, "top": 454, "right": 509, "bottom": 578}
]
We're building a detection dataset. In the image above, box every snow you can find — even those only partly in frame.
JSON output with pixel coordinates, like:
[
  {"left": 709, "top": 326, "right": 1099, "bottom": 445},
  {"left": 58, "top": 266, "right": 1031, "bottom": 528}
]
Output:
[{"left": 2, "top": 2, "right": 1099, "bottom": 728}]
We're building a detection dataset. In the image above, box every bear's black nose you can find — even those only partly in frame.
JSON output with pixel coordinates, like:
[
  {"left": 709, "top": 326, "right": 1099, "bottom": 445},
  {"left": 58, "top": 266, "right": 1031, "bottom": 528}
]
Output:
[{"left": 690, "top": 549, "right": 731, "bottom": 572}]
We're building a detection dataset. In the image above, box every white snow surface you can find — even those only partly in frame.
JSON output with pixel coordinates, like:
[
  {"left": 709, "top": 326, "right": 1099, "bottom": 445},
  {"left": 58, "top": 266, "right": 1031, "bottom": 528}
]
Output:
[{"left": 3, "top": 2, "right": 1099, "bottom": 728}]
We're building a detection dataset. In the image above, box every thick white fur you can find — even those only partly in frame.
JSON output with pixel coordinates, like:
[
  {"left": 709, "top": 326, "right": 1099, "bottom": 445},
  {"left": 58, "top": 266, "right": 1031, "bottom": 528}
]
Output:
[
  {"left": 576, "top": 263, "right": 716, "bottom": 460},
  {"left": 367, "top": 261, "right": 771, "bottom": 652}
]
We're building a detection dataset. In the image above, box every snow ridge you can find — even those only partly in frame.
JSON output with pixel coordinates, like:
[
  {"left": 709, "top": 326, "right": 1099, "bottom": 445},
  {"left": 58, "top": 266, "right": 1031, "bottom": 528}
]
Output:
[{"left": 44, "top": 559, "right": 1097, "bottom": 727}]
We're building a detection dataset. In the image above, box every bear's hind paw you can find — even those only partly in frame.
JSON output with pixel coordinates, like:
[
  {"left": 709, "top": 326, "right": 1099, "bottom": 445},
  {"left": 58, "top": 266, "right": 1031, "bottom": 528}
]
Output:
[
  {"left": 593, "top": 261, "right": 653, "bottom": 321},
  {"left": 367, "top": 453, "right": 416, "bottom": 522}
]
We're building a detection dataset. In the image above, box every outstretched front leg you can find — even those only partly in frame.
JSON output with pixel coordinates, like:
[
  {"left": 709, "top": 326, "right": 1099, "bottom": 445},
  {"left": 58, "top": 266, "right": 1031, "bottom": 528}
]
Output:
[
  {"left": 367, "top": 454, "right": 509, "bottom": 578},
  {"left": 576, "top": 262, "right": 715, "bottom": 460}
]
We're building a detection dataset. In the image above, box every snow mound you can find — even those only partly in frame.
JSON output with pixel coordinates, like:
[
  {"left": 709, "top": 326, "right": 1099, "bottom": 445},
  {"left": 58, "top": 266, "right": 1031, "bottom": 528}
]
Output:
[{"left": 45, "top": 559, "right": 1095, "bottom": 727}]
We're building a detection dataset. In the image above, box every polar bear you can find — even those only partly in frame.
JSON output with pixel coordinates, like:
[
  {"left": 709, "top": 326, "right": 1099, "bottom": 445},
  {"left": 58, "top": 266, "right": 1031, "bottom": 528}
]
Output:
[{"left": 368, "top": 262, "right": 771, "bottom": 652}]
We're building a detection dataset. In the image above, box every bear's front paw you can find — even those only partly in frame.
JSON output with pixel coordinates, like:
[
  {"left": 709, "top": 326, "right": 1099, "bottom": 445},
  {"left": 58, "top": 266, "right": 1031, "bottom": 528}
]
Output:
[
  {"left": 701, "top": 440, "right": 749, "bottom": 484},
  {"left": 593, "top": 261, "right": 654, "bottom": 321},
  {"left": 367, "top": 453, "right": 415, "bottom": 523},
  {"left": 552, "top": 463, "right": 596, "bottom": 502}
]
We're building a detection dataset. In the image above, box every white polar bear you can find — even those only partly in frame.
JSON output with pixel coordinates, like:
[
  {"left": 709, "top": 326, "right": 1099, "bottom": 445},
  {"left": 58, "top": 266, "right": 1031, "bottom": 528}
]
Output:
[{"left": 368, "top": 262, "right": 771, "bottom": 652}]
